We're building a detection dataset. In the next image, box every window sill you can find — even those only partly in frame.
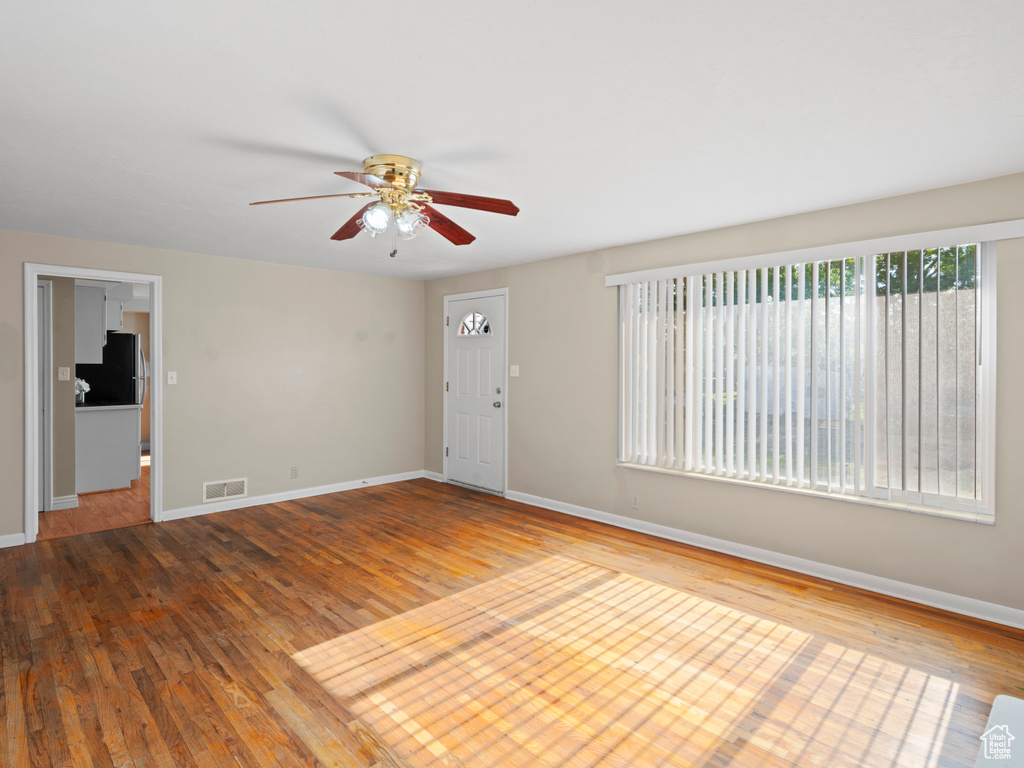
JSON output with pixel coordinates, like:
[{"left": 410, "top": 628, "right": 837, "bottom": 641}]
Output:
[{"left": 617, "top": 462, "right": 995, "bottom": 525}]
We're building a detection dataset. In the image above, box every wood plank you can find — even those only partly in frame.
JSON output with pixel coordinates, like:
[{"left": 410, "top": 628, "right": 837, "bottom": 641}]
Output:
[{"left": 2, "top": 478, "right": 1022, "bottom": 767}]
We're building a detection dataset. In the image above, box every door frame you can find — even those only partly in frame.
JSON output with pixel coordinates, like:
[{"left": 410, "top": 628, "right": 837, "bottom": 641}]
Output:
[
  {"left": 442, "top": 287, "right": 509, "bottom": 495},
  {"left": 23, "top": 263, "right": 164, "bottom": 542},
  {"left": 37, "top": 280, "right": 54, "bottom": 513}
]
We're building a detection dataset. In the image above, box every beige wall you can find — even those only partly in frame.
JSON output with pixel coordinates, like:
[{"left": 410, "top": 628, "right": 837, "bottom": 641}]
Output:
[
  {"left": 5, "top": 172, "right": 1023, "bottom": 613},
  {"left": 122, "top": 311, "right": 151, "bottom": 444},
  {"left": 1, "top": 230, "right": 425, "bottom": 533},
  {"left": 425, "top": 172, "right": 1024, "bottom": 611},
  {"left": 48, "top": 276, "right": 76, "bottom": 498}
]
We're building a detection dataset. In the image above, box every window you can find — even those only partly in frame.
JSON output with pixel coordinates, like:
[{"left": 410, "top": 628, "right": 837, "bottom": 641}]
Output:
[
  {"left": 459, "top": 312, "right": 491, "bottom": 336},
  {"left": 617, "top": 244, "right": 995, "bottom": 519}
]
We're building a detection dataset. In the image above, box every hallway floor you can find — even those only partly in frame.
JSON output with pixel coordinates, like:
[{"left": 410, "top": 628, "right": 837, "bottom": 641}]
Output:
[{"left": 38, "top": 454, "right": 151, "bottom": 540}]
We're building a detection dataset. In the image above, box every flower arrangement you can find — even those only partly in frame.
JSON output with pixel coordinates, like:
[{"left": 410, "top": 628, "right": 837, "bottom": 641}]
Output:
[{"left": 75, "top": 378, "right": 90, "bottom": 403}]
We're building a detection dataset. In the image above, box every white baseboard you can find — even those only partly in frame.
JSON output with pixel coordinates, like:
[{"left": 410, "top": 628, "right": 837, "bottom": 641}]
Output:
[
  {"left": 51, "top": 495, "right": 79, "bottom": 510},
  {"left": 424, "top": 471, "right": 444, "bottom": 482},
  {"left": 0, "top": 532, "right": 28, "bottom": 549},
  {"left": 162, "top": 470, "right": 433, "bottom": 522},
  {"left": 507, "top": 490, "right": 1024, "bottom": 631}
]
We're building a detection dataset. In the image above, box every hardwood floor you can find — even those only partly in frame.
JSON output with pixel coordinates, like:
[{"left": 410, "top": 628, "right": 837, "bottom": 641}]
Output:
[
  {"left": 2, "top": 479, "right": 1022, "bottom": 767},
  {"left": 38, "top": 459, "right": 151, "bottom": 541}
]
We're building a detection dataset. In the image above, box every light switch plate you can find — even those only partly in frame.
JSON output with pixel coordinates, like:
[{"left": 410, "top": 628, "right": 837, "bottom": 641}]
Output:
[
  {"left": 57, "top": 366, "right": 71, "bottom": 381},
  {"left": 510, "top": 364, "right": 520, "bottom": 377},
  {"left": 167, "top": 371, "right": 178, "bottom": 385}
]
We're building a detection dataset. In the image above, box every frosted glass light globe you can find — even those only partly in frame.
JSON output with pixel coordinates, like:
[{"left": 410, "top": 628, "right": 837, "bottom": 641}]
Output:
[
  {"left": 396, "top": 210, "right": 429, "bottom": 240},
  {"left": 361, "top": 203, "right": 391, "bottom": 236}
]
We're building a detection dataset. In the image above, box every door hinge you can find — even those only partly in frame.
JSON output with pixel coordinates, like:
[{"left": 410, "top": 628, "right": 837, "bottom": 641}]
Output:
[
  {"left": 446, "top": 316, "right": 449, "bottom": 326},
  {"left": 446, "top": 447, "right": 449, "bottom": 457},
  {"left": 446, "top": 381, "right": 449, "bottom": 391}
]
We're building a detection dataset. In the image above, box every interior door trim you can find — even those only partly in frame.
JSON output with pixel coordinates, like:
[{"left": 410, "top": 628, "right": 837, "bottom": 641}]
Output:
[
  {"left": 23, "top": 262, "right": 163, "bottom": 542},
  {"left": 442, "top": 287, "right": 509, "bottom": 495},
  {"left": 37, "top": 280, "right": 54, "bottom": 513}
]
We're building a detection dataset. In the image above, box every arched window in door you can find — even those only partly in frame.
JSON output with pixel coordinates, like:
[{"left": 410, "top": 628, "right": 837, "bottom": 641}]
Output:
[{"left": 458, "top": 312, "right": 491, "bottom": 336}]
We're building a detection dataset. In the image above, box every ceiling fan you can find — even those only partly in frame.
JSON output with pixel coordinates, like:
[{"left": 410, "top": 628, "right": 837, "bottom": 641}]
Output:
[{"left": 250, "top": 154, "right": 519, "bottom": 247}]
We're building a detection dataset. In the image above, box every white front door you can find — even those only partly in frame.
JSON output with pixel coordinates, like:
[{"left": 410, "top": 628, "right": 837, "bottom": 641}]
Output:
[{"left": 445, "top": 293, "right": 506, "bottom": 494}]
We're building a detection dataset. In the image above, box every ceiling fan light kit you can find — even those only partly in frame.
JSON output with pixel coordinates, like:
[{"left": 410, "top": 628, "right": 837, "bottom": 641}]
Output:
[
  {"left": 251, "top": 153, "right": 519, "bottom": 251},
  {"left": 357, "top": 203, "right": 430, "bottom": 241}
]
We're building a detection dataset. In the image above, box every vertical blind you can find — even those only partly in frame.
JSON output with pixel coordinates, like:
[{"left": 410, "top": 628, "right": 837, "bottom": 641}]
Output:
[{"left": 618, "top": 244, "right": 991, "bottom": 515}]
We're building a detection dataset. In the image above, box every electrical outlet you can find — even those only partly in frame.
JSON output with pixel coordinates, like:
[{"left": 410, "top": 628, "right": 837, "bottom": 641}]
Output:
[
  {"left": 290, "top": 466, "right": 299, "bottom": 480},
  {"left": 631, "top": 494, "right": 640, "bottom": 510},
  {"left": 510, "top": 364, "right": 520, "bottom": 377}
]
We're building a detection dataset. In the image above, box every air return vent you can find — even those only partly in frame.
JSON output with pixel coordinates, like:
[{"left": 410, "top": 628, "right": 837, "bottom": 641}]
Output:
[{"left": 202, "top": 477, "right": 248, "bottom": 503}]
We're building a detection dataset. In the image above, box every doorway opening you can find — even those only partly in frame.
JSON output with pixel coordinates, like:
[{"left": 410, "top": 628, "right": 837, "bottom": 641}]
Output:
[{"left": 24, "top": 263, "right": 163, "bottom": 543}]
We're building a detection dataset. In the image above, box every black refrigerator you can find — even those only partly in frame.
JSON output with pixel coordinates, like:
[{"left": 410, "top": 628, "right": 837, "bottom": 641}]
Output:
[{"left": 76, "top": 332, "right": 147, "bottom": 406}]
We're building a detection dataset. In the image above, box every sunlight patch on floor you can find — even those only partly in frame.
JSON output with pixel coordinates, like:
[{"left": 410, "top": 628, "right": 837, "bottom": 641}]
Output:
[{"left": 294, "top": 555, "right": 957, "bottom": 767}]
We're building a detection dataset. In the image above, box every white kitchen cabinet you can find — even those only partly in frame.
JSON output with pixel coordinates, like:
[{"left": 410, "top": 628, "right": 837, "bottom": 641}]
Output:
[
  {"left": 75, "top": 285, "right": 106, "bottom": 363},
  {"left": 105, "top": 295, "right": 124, "bottom": 331},
  {"left": 75, "top": 405, "right": 142, "bottom": 493},
  {"left": 105, "top": 282, "right": 134, "bottom": 330}
]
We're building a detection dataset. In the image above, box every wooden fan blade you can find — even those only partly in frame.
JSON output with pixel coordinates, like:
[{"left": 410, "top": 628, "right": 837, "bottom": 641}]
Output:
[
  {"left": 418, "top": 190, "right": 519, "bottom": 216},
  {"left": 335, "top": 171, "right": 392, "bottom": 188},
  {"left": 331, "top": 202, "right": 374, "bottom": 241},
  {"left": 250, "top": 192, "right": 371, "bottom": 205},
  {"left": 422, "top": 204, "right": 476, "bottom": 246}
]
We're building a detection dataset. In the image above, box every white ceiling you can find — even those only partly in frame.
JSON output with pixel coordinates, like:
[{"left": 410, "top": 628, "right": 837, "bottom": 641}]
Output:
[{"left": 3, "top": 1, "right": 1023, "bottom": 281}]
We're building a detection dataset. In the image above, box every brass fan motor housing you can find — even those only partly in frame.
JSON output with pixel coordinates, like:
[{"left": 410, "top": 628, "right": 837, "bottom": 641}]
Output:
[{"left": 363, "top": 155, "right": 422, "bottom": 190}]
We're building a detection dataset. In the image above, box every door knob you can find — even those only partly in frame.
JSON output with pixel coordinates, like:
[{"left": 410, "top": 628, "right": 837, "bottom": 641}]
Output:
[{"left": 493, "top": 401, "right": 502, "bottom": 408}]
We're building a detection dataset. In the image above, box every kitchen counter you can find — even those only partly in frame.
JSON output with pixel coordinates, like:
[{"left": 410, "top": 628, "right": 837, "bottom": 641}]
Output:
[{"left": 77, "top": 402, "right": 142, "bottom": 410}]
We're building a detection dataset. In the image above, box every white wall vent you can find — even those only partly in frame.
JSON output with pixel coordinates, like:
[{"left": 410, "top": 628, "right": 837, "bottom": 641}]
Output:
[{"left": 202, "top": 477, "right": 248, "bottom": 503}]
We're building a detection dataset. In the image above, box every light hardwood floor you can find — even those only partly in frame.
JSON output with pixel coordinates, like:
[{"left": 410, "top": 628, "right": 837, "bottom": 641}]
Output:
[{"left": 2, "top": 479, "right": 1021, "bottom": 767}]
